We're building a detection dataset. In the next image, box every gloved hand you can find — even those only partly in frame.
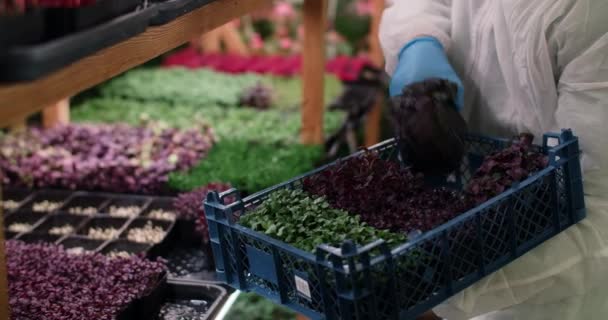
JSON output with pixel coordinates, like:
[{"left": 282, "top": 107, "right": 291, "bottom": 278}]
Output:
[
  {"left": 389, "top": 78, "right": 468, "bottom": 175},
  {"left": 389, "top": 36, "right": 464, "bottom": 111}
]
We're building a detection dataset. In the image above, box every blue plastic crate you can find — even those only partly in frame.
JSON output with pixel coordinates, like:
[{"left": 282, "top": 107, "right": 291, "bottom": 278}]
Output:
[{"left": 204, "top": 129, "right": 585, "bottom": 320}]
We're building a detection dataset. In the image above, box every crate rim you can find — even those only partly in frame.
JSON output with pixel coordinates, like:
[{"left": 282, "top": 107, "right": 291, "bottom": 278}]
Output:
[{"left": 239, "top": 132, "right": 518, "bottom": 204}]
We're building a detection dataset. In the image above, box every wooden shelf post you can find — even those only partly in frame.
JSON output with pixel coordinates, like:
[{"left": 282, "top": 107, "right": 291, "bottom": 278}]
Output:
[
  {"left": 301, "top": 0, "right": 328, "bottom": 145},
  {"left": 221, "top": 23, "right": 249, "bottom": 55},
  {"left": 42, "top": 98, "right": 70, "bottom": 128},
  {"left": 197, "top": 25, "right": 223, "bottom": 53},
  {"left": 0, "top": 0, "right": 273, "bottom": 127},
  {"left": 7, "top": 116, "right": 27, "bottom": 132}
]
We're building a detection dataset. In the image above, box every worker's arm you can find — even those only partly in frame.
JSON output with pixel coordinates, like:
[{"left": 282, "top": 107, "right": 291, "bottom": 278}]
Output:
[
  {"left": 553, "top": 0, "right": 608, "bottom": 175},
  {"left": 379, "top": 0, "right": 452, "bottom": 76},
  {"left": 379, "top": 1, "right": 463, "bottom": 109},
  {"left": 435, "top": 1, "right": 608, "bottom": 318}
]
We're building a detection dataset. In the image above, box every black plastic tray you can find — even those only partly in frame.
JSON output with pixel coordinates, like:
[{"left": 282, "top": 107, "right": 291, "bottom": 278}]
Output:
[
  {"left": 141, "top": 198, "right": 177, "bottom": 221},
  {"left": 59, "top": 194, "right": 110, "bottom": 216},
  {"left": 3, "top": 187, "right": 223, "bottom": 285},
  {"left": 2, "top": 188, "right": 34, "bottom": 213},
  {"left": 165, "top": 245, "right": 218, "bottom": 283},
  {"left": 121, "top": 217, "right": 176, "bottom": 258},
  {"left": 19, "top": 190, "right": 73, "bottom": 213},
  {"left": 2, "top": 188, "right": 34, "bottom": 204},
  {"left": 102, "top": 197, "right": 150, "bottom": 217},
  {"left": 5, "top": 211, "right": 47, "bottom": 234},
  {"left": 154, "top": 280, "right": 228, "bottom": 320},
  {"left": 18, "top": 232, "right": 62, "bottom": 244},
  {"left": 150, "top": 0, "right": 215, "bottom": 25},
  {"left": 0, "top": 5, "right": 157, "bottom": 83},
  {"left": 2, "top": 188, "right": 180, "bottom": 256},
  {"left": 4, "top": 231, "right": 19, "bottom": 240},
  {"left": 161, "top": 218, "right": 220, "bottom": 283},
  {"left": 59, "top": 235, "right": 107, "bottom": 253},
  {"left": 174, "top": 216, "right": 202, "bottom": 244},
  {"left": 0, "top": 10, "right": 45, "bottom": 48},
  {"left": 101, "top": 238, "right": 153, "bottom": 258},
  {"left": 32, "top": 214, "right": 88, "bottom": 236},
  {"left": 118, "top": 273, "right": 168, "bottom": 320},
  {"left": 76, "top": 216, "right": 130, "bottom": 240},
  {"left": 45, "top": 0, "right": 142, "bottom": 37}
]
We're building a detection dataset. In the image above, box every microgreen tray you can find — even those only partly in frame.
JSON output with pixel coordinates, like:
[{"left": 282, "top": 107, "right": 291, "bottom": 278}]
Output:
[
  {"left": 154, "top": 280, "right": 228, "bottom": 320},
  {"left": 2, "top": 189, "right": 176, "bottom": 258},
  {"left": 3, "top": 187, "right": 221, "bottom": 285},
  {"left": 205, "top": 129, "right": 586, "bottom": 320}
]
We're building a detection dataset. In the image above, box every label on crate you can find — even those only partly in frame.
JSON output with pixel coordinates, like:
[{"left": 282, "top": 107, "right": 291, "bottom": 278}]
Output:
[{"left": 295, "top": 274, "right": 312, "bottom": 299}]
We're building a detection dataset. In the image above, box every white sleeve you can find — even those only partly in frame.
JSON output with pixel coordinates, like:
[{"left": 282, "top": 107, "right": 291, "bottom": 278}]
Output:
[
  {"left": 379, "top": 0, "right": 453, "bottom": 76},
  {"left": 434, "top": 2, "right": 608, "bottom": 319},
  {"left": 551, "top": 0, "right": 608, "bottom": 176}
]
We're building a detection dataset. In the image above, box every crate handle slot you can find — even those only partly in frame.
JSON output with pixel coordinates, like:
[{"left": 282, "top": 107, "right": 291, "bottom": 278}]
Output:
[{"left": 218, "top": 188, "right": 241, "bottom": 204}]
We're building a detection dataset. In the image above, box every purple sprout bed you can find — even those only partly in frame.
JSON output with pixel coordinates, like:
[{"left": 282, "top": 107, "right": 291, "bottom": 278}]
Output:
[
  {"left": 6, "top": 240, "right": 166, "bottom": 320},
  {"left": 0, "top": 124, "right": 214, "bottom": 194}
]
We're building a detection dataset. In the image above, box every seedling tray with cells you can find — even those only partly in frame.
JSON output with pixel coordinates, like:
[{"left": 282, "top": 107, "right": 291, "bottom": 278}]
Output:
[
  {"left": 121, "top": 218, "right": 173, "bottom": 243},
  {"left": 77, "top": 217, "right": 130, "bottom": 241},
  {"left": 117, "top": 273, "right": 169, "bottom": 320},
  {"left": 60, "top": 235, "right": 107, "bottom": 254},
  {"left": 18, "top": 232, "right": 63, "bottom": 244},
  {"left": 5, "top": 211, "right": 47, "bottom": 235},
  {"left": 154, "top": 281, "right": 228, "bottom": 320},
  {"left": 32, "top": 214, "right": 88, "bottom": 237},
  {"left": 164, "top": 246, "right": 218, "bottom": 283},
  {"left": 205, "top": 130, "right": 586, "bottom": 320},
  {"left": 142, "top": 199, "right": 178, "bottom": 222},
  {"left": 157, "top": 206, "right": 219, "bottom": 282},
  {"left": 101, "top": 238, "right": 153, "bottom": 258},
  {"left": 19, "top": 190, "right": 72, "bottom": 213},
  {"left": 59, "top": 194, "right": 110, "bottom": 216},
  {"left": 102, "top": 197, "right": 150, "bottom": 218},
  {"left": 121, "top": 218, "right": 176, "bottom": 258},
  {"left": 4, "top": 231, "right": 18, "bottom": 240},
  {"left": 1, "top": 188, "right": 34, "bottom": 212}
]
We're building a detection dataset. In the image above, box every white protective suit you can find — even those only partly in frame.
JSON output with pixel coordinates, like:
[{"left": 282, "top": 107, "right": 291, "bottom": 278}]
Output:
[{"left": 380, "top": 0, "right": 608, "bottom": 319}]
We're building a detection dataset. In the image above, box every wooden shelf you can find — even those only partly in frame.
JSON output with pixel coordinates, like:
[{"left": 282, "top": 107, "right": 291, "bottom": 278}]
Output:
[
  {"left": 0, "top": 0, "right": 273, "bottom": 127},
  {"left": 0, "top": 1, "right": 329, "bottom": 318},
  {"left": 0, "top": 2, "right": 272, "bottom": 316}
]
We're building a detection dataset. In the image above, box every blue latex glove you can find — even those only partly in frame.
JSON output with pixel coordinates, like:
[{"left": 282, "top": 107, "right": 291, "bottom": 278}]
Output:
[{"left": 389, "top": 36, "right": 464, "bottom": 111}]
